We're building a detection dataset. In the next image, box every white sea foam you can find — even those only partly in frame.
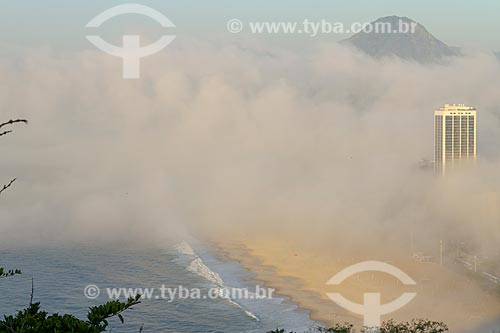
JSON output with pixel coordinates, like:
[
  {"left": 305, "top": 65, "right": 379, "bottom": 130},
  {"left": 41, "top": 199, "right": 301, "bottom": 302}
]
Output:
[
  {"left": 187, "top": 257, "right": 225, "bottom": 286},
  {"left": 175, "top": 241, "right": 259, "bottom": 321},
  {"left": 174, "top": 240, "right": 197, "bottom": 257}
]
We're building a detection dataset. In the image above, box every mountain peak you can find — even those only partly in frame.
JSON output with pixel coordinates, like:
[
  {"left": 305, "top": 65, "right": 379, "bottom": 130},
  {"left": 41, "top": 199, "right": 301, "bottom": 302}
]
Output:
[{"left": 341, "top": 16, "right": 460, "bottom": 63}]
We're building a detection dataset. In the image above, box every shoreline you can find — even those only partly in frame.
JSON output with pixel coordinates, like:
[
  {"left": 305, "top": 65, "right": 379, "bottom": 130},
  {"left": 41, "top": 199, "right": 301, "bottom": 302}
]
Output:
[
  {"left": 216, "top": 244, "right": 327, "bottom": 327},
  {"left": 214, "top": 240, "right": 357, "bottom": 328},
  {"left": 215, "top": 236, "right": 500, "bottom": 332}
]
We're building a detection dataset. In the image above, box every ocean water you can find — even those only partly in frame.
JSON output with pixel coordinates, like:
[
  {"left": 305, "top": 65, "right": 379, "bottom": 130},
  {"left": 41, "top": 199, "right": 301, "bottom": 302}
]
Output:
[{"left": 0, "top": 240, "right": 320, "bottom": 332}]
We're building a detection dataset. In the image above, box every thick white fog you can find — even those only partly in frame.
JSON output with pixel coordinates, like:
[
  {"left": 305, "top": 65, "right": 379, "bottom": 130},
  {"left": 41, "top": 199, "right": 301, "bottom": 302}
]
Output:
[{"left": 1, "top": 42, "right": 500, "bottom": 251}]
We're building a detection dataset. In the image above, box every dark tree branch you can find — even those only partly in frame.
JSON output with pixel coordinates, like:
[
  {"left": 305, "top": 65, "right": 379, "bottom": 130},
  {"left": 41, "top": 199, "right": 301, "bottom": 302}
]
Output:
[
  {"left": 30, "top": 278, "right": 35, "bottom": 305},
  {"left": 0, "top": 119, "right": 28, "bottom": 130},
  {"left": 0, "top": 178, "right": 16, "bottom": 195},
  {"left": 0, "top": 130, "right": 13, "bottom": 137},
  {"left": 1, "top": 119, "right": 27, "bottom": 193}
]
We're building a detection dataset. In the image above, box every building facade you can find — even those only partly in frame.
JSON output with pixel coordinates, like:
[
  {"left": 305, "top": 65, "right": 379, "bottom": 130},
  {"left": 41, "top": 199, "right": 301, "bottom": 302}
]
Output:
[{"left": 434, "top": 104, "right": 476, "bottom": 174}]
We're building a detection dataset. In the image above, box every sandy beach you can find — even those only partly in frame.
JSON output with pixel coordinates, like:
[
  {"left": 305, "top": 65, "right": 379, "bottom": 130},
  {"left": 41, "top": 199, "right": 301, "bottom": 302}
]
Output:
[{"left": 216, "top": 235, "right": 500, "bottom": 332}]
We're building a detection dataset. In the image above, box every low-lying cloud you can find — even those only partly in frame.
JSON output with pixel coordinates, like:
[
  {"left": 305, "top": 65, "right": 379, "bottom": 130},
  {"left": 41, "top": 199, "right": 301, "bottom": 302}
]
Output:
[{"left": 1, "top": 41, "right": 500, "bottom": 252}]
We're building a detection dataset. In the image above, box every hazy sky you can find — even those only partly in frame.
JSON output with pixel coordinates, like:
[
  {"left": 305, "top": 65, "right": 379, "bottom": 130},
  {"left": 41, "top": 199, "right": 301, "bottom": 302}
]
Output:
[{"left": 1, "top": 0, "right": 499, "bottom": 51}]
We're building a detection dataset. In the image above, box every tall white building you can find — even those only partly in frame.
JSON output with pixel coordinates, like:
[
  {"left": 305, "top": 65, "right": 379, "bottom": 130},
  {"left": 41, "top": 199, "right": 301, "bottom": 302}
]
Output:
[{"left": 434, "top": 104, "right": 476, "bottom": 174}]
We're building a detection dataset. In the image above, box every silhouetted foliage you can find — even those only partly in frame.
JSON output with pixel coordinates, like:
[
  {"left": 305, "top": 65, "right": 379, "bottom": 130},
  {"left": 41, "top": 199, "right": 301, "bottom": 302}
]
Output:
[
  {"left": 268, "top": 319, "right": 448, "bottom": 333},
  {"left": 318, "top": 322, "right": 354, "bottom": 332},
  {"left": 0, "top": 268, "right": 22, "bottom": 279},
  {"left": 378, "top": 319, "right": 448, "bottom": 333},
  {"left": 0, "top": 295, "right": 141, "bottom": 333}
]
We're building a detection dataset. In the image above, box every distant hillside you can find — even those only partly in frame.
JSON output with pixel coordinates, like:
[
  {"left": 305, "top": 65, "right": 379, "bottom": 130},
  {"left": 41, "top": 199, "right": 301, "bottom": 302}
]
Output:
[{"left": 341, "top": 16, "right": 460, "bottom": 63}]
